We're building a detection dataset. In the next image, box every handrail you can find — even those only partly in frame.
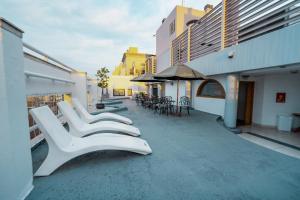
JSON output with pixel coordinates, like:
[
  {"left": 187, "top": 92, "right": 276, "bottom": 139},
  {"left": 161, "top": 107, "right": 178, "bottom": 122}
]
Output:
[
  {"left": 171, "top": 0, "right": 300, "bottom": 62},
  {"left": 23, "top": 42, "right": 77, "bottom": 72},
  {"left": 24, "top": 71, "right": 75, "bottom": 84}
]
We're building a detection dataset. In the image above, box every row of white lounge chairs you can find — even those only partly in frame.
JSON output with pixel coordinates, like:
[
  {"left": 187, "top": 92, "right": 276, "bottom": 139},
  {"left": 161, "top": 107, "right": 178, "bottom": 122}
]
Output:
[{"left": 30, "top": 98, "right": 152, "bottom": 177}]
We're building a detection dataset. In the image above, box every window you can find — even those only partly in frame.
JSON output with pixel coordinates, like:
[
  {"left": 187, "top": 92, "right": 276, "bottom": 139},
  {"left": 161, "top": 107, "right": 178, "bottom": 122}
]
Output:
[
  {"left": 113, "top": 89, "right": 125, "bottom": 96},
  {"left": 127, "top": 89, "right": 132, "bottom": 96},
  {"left": 196, "top": 80, "right": 225, "bottom": 99},
  {"left": 169, "top": 20, "right": 175, "bottom": 35}
]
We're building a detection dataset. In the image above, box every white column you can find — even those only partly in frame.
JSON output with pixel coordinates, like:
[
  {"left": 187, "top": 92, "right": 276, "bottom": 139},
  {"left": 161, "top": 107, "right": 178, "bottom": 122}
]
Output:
[
  {"left": 149, "top": 84, "right": 152, "bottom": 96},
  {"left": 157, "top": 84, "right": 161, "bottom": 97},
  {"left": 224, "top": 74, "right": 239, "bottom": 128},
  {"left": 0, "top": 18, "right": 33, "bottom": 200},
  {"left": 71, "top": 71, "right": 88, "bottom": 108}
]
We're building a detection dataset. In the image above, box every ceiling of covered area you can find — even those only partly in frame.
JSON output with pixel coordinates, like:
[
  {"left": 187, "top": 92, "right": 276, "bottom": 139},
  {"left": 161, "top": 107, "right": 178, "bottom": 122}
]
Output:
[{"left": 240, "top": 63, "right": 300, "bottom": 77}]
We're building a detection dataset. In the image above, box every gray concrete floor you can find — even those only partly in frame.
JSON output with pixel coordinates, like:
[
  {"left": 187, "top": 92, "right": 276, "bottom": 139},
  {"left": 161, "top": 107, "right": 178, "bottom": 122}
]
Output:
[{"left": 27, "top": 100, "right": 300, "bottom": 200}]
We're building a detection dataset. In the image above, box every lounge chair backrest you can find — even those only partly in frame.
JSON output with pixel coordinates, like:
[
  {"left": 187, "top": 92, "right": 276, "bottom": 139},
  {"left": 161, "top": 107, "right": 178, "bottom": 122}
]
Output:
[
  {"left": 57, "top": 101, "right": 86, "bottom": 129},
  {"left": 30, "top": 106, "right": 72, "bottom": 149},
  {"left": 72, "top": 98, "right": 90, "bottom": 120}
]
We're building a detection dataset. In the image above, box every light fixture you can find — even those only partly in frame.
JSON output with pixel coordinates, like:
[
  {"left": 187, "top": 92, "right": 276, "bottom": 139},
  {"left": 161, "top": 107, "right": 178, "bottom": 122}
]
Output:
[
  {"left": 228, "top": 51, "right": 234, "bottom": 59},
  {"left": 241, "top": 75, "right": 250, "bottom": 79}
]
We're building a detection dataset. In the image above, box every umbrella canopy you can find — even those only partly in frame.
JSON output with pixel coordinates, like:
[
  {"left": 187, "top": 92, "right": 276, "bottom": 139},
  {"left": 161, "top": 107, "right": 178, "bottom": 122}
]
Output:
[
  {"left": 130, "top": 73, "right": 165, "bottom": 82},
  {"left": 154, "top": 63, "right": 207, "bottom": 80},
  {"left": 130, "top": 76, "right": 141, "bottom": 82}
]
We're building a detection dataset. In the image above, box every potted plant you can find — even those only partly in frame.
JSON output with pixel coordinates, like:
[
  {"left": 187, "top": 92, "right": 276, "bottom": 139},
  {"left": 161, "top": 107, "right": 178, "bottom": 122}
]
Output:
[{"left": 95, "top": 67, "right": 110, "bottom": 109}]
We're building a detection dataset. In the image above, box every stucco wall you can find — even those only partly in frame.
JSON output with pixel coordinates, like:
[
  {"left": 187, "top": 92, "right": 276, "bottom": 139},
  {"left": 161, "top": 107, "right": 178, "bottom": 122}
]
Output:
[
  {"left": 71, "top": 72, "right": 88, "bottom": 109},
  {"left": 24, "top": 54, "right": 73, "bottom": 95},
  {"left": 188, "top": 23, "right": 300, "bottom": 76},
  {"left": 192, "top": 75, "right": 226, "bottom": 116},
  {"left": 252, "top": 73, "right": 300, "bottom": 127},
  {"left": 156, "top": 49, "right": 170, "bottom": 73},
  {"left": 156, "top": 7, "right": 177, "bottom": 57},
  {"left": 0, "top": 24, "right": 33, "bottom": 200},
  {"left": 165, "top": 81, "right": 186, "bottom": 101}
]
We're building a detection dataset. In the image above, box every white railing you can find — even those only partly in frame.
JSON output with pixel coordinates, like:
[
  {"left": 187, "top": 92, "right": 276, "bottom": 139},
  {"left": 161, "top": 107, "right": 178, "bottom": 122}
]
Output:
[
  {"left": 171, "top": 0, "right": 300, "bottom": 64},
  {"left": 24, "top": 71, "right": 75, "bottom": 84},
  {"left": 23, "top": 42, "right": 77, "bottom": 72}
]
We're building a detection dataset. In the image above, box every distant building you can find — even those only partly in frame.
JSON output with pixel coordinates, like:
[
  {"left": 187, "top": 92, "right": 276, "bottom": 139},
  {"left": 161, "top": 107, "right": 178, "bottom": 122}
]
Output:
[
  {"left": 109, "top": 47, "right": 156, "bottom": 97},
  {"left": 145, "top": 55, "right": 157, "bottom": 74},
  {"left": 156, "top": 5, "right": 208, "bottom": 73},
  {"left": 155, "top": 5, "right": 209, "bottom": 98},
  {"left": 112, "top": 47, "right": 154, "bottom": 76}
]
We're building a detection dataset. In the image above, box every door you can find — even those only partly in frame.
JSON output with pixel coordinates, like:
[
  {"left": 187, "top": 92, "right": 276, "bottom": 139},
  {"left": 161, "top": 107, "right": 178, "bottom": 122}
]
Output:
[{"left": 237, "top": 81, "right": 255, "bottom": 125}]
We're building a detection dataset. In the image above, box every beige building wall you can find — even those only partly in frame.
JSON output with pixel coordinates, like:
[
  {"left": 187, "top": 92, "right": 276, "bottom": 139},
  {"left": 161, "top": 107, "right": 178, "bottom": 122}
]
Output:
[{"left": 156, "top": 6, "right": 206, "bottom": 73}]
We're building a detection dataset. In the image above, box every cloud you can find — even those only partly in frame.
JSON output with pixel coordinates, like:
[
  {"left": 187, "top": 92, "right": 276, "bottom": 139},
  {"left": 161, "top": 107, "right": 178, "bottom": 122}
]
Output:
[{"left": 0, "top": 0, "right": 220, "bottom": 75}]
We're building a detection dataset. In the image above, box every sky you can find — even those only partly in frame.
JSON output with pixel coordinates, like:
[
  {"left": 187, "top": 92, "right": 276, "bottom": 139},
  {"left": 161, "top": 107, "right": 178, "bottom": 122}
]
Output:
[{"left": 0, "top": 0, "right": 220, "bottom": 75}]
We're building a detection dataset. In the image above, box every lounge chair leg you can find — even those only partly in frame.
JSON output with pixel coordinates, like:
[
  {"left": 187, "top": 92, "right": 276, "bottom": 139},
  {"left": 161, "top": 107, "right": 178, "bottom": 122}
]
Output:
[{"left": 34, "top": 146, "right": 71, "bottom": 176}]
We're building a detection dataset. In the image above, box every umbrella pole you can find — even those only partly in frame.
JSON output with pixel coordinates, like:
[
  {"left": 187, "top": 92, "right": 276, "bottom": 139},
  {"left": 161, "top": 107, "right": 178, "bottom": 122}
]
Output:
[{"left": 176, "top": 80, "right": 179, "bottom": 114}]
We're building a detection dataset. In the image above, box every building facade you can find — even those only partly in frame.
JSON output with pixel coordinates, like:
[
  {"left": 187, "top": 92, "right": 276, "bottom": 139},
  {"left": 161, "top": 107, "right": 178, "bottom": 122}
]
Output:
[
  {"left": 109, "top": 47, "right": 156, "bottom": 97},
  {"left": 156, "top": 1, "right": 300, "bottom": 130}
]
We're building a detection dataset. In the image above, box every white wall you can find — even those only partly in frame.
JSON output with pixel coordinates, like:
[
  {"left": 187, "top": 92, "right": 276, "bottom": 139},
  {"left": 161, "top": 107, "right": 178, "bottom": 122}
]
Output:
[
  {"left": 71, "top": 72, "right": 88, "bottom": 109},
  {"left": 163, "top": 75, "right": 227, "bottom": 117},
  {"left": 252, "top": 73, "right": 300, "bottom": 126},
  {"left": 24, "top": 54, "right": 73, "bottom": 95},
  {"left": 165, "top": 81, "right": 186, "bottom": 103},
  {"left": 156, "top": 7, "right": 177, "bottom": 57},
  {"left": 251, "top": 77, "right": 265, "bottom": 125},
  {"left": 156, "top": 49, "right": 171, "bottom": 73},
  {"left": 0, "top": 20, "right": 33, "bottom": 200},
  {"left": 87, "top": 78, "right": 99, "bottom": 109},
  {"left": 192, "top": 75, "right": 226, "bottom": 116},
  {"left": 188, "top": 23, "right": 300, "bottom": 76}
]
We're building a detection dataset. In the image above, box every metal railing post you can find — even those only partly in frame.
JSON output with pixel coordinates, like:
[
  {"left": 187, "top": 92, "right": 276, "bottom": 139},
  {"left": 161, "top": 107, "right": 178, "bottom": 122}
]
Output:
[
  {"left": 187, "top": 26, "right": 191, "bottom": 62},
  {"left": 170, "top": 41, "right": 173, "bottom": 66},
  {"left": 221, "top": 0, "right": 227, "bottom": 50}
]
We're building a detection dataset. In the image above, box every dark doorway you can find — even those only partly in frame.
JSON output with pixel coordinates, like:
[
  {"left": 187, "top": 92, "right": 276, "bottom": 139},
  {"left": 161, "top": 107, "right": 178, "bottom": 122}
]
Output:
[
  {"left": 152, "top": 87, "right": 158, "bottom": 97},
  {"left": 237, "top": 81, "right": 255, "bottom": 126}
]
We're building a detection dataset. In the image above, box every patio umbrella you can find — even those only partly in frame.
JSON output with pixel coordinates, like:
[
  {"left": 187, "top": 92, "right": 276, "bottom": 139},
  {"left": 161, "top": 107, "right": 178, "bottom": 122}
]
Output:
[
  {"left": 130, "top": 72, "right": 165, "bottom": 83},
  {"left": 154, "top": 63, "right": 207, "bottom": 113}
]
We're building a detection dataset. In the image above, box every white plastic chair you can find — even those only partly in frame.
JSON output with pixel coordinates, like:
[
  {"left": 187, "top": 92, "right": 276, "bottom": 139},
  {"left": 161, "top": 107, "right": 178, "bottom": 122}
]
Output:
[
  {"left": 30, "top": 106, "right": 152, "bottom": 176},
  {"left": 57, "top": 101, "right": 140, "bottom": 137},
  {"left": 73, "top": 98, "right": 133, "bottom": 124}
]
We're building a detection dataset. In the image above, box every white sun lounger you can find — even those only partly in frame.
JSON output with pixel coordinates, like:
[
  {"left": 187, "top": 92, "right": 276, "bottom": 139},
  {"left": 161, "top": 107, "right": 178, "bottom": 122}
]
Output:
[
  {"left": 30, "top": 106, "right": 152, "bottom": 176},
  {"left": 57, "top": 101, "right": 141, "bottom": 137},
  {"left": 72, "top": 98, "right": 133, "bottom": 124}
]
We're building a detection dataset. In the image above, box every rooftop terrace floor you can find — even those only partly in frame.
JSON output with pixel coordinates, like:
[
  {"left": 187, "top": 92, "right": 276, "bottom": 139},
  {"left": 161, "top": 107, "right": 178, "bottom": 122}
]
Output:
[{"left": 28, "top": 100, "right": 300, "bottom": 200}]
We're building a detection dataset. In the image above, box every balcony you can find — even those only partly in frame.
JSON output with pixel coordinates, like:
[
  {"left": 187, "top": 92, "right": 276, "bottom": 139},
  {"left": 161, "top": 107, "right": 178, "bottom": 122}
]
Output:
[{"left": 172, "top": 0, "right": 300, "bottom": 65}]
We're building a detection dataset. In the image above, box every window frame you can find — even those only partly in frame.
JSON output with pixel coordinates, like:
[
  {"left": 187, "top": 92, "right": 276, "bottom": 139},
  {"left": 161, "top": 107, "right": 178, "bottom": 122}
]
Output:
[
  {"left": 113, "top": 89, "right": 125, "bottom": 96},
  {"left": 169, "top": 20, "right": 175, "bottom": 36},
  {"left": 196, "top": 79, "right": 225, "bottom": 99}
]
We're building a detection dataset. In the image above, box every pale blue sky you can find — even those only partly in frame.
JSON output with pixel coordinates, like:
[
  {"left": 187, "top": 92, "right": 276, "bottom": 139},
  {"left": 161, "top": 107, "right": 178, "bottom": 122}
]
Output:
[{"left": 0, "top": 0, "right": 220, "bottom": 75}]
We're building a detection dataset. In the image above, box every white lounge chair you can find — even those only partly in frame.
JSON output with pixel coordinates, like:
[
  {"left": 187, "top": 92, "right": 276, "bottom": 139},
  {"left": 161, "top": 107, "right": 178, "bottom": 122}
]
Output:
[
  {"left": 73, "top": 98, "right": 133, "bottom": 125},
  {"left": 57, "top": 101, "right": 141, "bottom": 137},
  {"left": 30, "top": 106, "right": 152, "bottom": 176}
]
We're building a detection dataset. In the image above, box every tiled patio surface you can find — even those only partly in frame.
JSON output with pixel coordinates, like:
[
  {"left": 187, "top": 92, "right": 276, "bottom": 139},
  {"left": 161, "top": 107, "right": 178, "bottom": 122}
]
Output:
[
  {"left": 27, "top": 100, "right": 300, "bottom": 200},
  {"left": 240, "top": 124, "right": 300, "bottom": 148}
]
